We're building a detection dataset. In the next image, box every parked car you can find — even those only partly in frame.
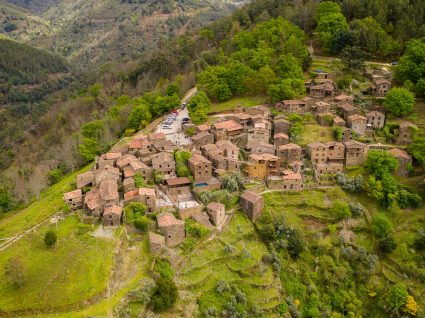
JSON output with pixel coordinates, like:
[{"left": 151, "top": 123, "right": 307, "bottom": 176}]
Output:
[{"left": 182, "top": 118, "right": 190, "bottom": 123}]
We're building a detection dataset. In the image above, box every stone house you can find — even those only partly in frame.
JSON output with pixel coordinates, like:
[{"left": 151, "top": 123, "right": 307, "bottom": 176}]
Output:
[
  {"left": 77, "top": 170, "right": 94, "bottom": 189},
  {"left": 188, "top": 153, "right": 212, "bottom": 182},
  {"left": 339, "top": 104, "right": 359, "bottom": 120},
  {"left": 201, "top": 143, "right": 223, "bottom": 160},
  {"left": 216, "top": 140, "right": 239, "bottom": 160},
  {"left": 123, "top": 160, "right": 152, "bottom": 181},
  {"left": 103, "top": 205, "right": 122, "bottom": 228},
  {"left": 240, "top": 190, "right": 264, "bottom": 221},
  {"left": 276, "top": 143, "right": 302, "bottom": 166},
  {"left": 116, "top": 154, "right": 138, "bottom": 170},
  {"left": 248, "top": 142, "right": 275, "bottom": 155},
  {"left": 95, "top": 165, "right": 122, "bottom": 186},
  {"left": 366, "top": 111, "right": 385, "bottom": 129},
  {"left": 312, "top": 101, "right": 331, "bottom": 114},
  {"left": 192, "top": 131, "right": 214, "bottom": 149},
  {"left": 326, "top": 142, "right": 345, "bottom": 162},
  {"left": 267, "top": 171, "right": 303, "bottom": 190},
  {"left": 244, "top": 105, "right": 270, "bottom": 119},
  {"left": 128, "top": 138, "right": 153, "bottom": 157},
  {"left": 147, "top": 133, "right": 167, "bottom": 148},
  {"left": 157, "top": 212, "right": 185, "bottom": 247},
  {"left": 342, "top": 128, "right": 354, "bottom": 142},
  {"left": 372, "top": 78, "right": 391, "bottom": 97},
  {"left": 229, "top": 113, "right": 252, "bottom": 129},
  {"left": 274, "top": 133, "right": 289, "bottom": 148},
  {"left": 123, "top": 178, "right": 135, "bottom": 193},
  {"left": 97, "top": 152, "right": 122, "bottom": 169},
  {"left": 333, "top": 116, "right": 346, "bottom": 127},
  {"left": 314, "top": 162, "right": 343, "bottom": 176},
  {"left": 196, "top": 124, "right": 210, "bottom": 133},
  {"left": 164, "top": 177, "right": 191, "bottom": 200},
  {"left": 308, "top": 81, "right": 335, "bottom": 98},
  {"left": 212, "top": 120, "right": 243, "bottom": 142},
  {"left": 247, "top": 127, "right": 270, "bottom": 145},
  {"left": 124, "top": 187, "right": 157, "bottom": 213},
  {"left": 396, "top": 122, "right": 417, "bottom": 145},
  {"left": 64, "top": 189, "right": 83, "bottom": 210},
  {"left": 347, "top": 114, "right": 367, "bottom": 136},
  {"left": 335, "top": 94, "right": 353, "bottom": 105},
  {"left": 149, "top": 232, "right": 165, "bottom": 255},
  {"left": 206, "top": 202, "right": 226, "bottom": 226},
  {"left": 246, "top": 153, "right": 280, "bottom": 179},
  {"left": 151, "top": 152, "right": 175, "bottom": 176},
  {"left": 279, "top": 99, "right": 307, "bottom": 113},
  {"left": 316, "top": 113, "right": 334, "bottom": 126},
  {"left": 99, "top": 178, "right": 120, "bottom": 207},
  {"left": 84, "top": 188, "right": 103, "bottom": 217},
  {"left": 315, "top": 70, "right": 331, "bottom": 80},
  {"left": 273, "top": 116, "right": 291, "bottom": 135},
  {"left": 307, "top": 142, "right": 328, "bottom": 164},
  {"left": 388, "top": 148, "right": 412, "bottom": 177},
  {"left": 344, "top": 140, "right": 368, "bottom": 166}
]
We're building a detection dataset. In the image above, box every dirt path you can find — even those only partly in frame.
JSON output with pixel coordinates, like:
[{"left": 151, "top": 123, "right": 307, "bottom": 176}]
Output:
[{"left": 0, "top": 214, "right": 53, "bottom": 251}]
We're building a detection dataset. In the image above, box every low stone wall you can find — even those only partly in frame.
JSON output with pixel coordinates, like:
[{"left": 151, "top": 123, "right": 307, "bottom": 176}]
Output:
[{"left": 178, "top": 204, "right": 204, "bottom": 220}]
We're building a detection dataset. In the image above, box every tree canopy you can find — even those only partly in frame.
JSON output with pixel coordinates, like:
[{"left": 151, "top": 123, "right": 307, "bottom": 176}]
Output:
[{"left": 383, "top": 88, "right": 415, "bottom": 117}]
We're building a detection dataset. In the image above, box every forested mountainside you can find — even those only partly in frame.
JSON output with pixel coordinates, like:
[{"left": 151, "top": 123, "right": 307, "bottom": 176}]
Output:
[
  {"left": 5, "top": 0, "right": 59, "bottom": 14},
  {"left": 3, "top": 0, "right": 245, "bottom": 68},
  {"left": 0, "top": 0, "right": 52, "bottom": 41},
  {"left": 0, "top": 36, "right": 73, "bottom": 170}
]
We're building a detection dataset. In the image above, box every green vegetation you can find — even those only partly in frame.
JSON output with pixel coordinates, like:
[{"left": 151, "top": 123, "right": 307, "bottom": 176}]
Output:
[
  {"left": 187, "top": 91, "right": 211, "bottom": 124},
  {"left": 178, "top": 212, "right": 282, "bottom": 316},
  {"left": 174, "top": 150, "right": 192, "bottom": 178},
  {"left": 150, "top": 277, "right": 178, "bottom": 312},
  {"left": 0, "top": 215, "right": 115, "bottom": 313},
  {"left": 197, "top": 17, "right": 309, "bottom": 103},
  {"left": 210, "top": 96, "right": 267, "bottom": 113},
  {"left": 44, "top": 229, "right": 57, "bottom": 248},
  {"left": 384, "top": 88, "right": 415, "bottom": 117},
  {"left": 124, "top": 202, "right": 149, "bottom": 231}
]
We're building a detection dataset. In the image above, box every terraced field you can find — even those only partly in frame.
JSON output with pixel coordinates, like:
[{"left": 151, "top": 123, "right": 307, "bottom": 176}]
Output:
[{"left": 176, "top": 211, "right": 282, "bottom": 316}]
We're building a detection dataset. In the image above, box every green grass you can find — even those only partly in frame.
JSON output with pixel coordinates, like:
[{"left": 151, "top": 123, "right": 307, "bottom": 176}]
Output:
[
  {"left": 177, "top": 211, "right": 281, "bottom": 316},
  {"left": 0, "top": 166, "right": 90, "bottom": 239},
  {"left": 300, "top": 123, "right": 334, "bottom": 146},
  {"left": 0, "top": 215, "right": 115, "bottom": 313},
  {"left": 210, "top": 96, "right": 267, "bottom": 114}
]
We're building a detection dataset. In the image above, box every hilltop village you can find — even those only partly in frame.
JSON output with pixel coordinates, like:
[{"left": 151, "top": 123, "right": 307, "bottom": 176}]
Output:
[{"left": 64, "top": 69, "right": 414, "bottom": 254}]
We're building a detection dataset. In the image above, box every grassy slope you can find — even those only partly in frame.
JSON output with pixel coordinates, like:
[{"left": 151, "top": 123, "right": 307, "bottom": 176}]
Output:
[
  {"left": 177, "top": 211, "right": 282, "bottom": 316},
  {"left": 210, "top": 96, "right": 267, "bottom": 114},
  {"left": 0, "top": 215, "right": 114, "bottom": 313},
  {"left": 0, "top": 166, "right": 89, "bottom": 239},
  {"left": 262, "top": 188, "right": 425, "bottom": 315}
]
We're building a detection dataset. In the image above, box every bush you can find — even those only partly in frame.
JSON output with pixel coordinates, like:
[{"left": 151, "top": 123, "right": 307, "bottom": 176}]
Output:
[
  {"left": 48, "top": 169, "right": 63, "bottom": 185},
  {"left": 185, "top": 219, "right": 210, "bottom": 239},
  {"left": 150, "top": 277, "right": 178, "bottom": 312},
  {"left": 133, "top": 216, "right": 149, "bottom": 231},
  {"left": 154, "top": 258, "right": 173, "bottom": 279},
  {"left": 330, "top": 200, "right": 351, "bottom": 220},
  {"left": 372, "top": 213, "right": 393, "bottom": 238},
  {"left": 379, "top": 236, "right": 397, "bottom": 253},
  {"left": 385, "top": 283, "right": 408, "bottom": 314},
  {"left": 349, "top": 202, "right": 364, "bottom": 217},
  {"left": 4, "top": 256, "right": 26, "bottom": 288},
  {"left": 44, "top": 230, "right": 57, "bottom": 247}
]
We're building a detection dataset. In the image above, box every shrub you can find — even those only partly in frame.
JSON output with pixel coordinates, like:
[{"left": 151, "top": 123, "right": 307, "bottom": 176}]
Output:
[
  {"left": 154, "top": 258, "right": 173, "bottom": 279},
  {"left": 379, "top": 236, "right": 397, "bottom": 253},
  {"left": 185, "top": 219, "right": 210, "bottom": 239},
  {"left": 150, "top": 277, "right": 178, "bottom": 312},
  {"left": 385, "top": 283, "right": 408, "bottom": 314},
  {"left": 44, "top": 230, "right": 57, "bottom": 248},
  {"left": 48, "top": 169, "right": 63, "bottom": 185},
  {"left": 372, "top": 213, "right": 393, "bottom": 238},
  {"left": 330, "top": 200, "right": 351, "bottom": 220},
  {"left": 4, "top": 256, "right": 26, "bottom": 288},
  {"left": 349, "top": 202, "right": 364, "bottom": 217},
  {"left": 133, "top": 216, "right": 149, "bottom": 231},
  {"left": 383, "top": 87, "right": 415, "bottom": 117}
]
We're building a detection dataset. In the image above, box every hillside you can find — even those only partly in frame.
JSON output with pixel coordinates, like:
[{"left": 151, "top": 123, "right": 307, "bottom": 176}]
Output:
[
  {"left": 27, "top": 0, "right": 246, "bottom": 68},
  {"left": 0, "top": 36, "right": 72, "bottom": 170},
  {"left": 0, "top": 1, "right": 52, "bottom": 42},
  {"left": 5, "top": 0, "right": 59, "bottom": 14}
]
